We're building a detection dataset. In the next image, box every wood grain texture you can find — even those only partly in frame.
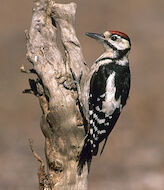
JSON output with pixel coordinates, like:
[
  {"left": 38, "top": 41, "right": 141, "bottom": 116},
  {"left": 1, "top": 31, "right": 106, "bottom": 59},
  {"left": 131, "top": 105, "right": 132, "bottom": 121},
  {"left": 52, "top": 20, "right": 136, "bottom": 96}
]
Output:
[{"left": 25, "top": 0, "right": 89, "bottom": 189}]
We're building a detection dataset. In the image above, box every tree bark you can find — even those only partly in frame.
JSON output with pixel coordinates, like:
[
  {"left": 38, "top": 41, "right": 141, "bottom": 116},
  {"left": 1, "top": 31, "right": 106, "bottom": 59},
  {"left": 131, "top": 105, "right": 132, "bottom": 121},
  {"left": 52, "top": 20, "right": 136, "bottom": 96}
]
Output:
[{"left": 24, "top": 0, "right": 89, "bottom": 189}]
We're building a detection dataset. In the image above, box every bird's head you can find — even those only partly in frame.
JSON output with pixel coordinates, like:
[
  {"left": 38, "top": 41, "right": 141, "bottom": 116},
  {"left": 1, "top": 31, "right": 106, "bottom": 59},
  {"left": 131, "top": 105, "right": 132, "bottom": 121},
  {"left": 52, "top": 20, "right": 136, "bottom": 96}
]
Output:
[{"left": 86, "top": 30, "right": 131, "bottom": 59}]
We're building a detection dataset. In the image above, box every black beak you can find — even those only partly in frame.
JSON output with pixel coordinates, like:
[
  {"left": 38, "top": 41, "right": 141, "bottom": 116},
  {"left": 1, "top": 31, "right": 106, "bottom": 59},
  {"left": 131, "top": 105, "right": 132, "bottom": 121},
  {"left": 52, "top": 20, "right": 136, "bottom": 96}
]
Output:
[{"left": 85, "top": 32, "right": 105, "bottom": 41}]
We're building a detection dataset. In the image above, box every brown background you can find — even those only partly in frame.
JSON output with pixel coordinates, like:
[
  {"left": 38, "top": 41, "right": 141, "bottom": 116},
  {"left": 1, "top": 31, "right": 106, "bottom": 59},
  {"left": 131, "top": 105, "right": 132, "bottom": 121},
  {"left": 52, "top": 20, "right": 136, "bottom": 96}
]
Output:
[{"left": 0, "top": 0, "right": 164, "bottom": 189}]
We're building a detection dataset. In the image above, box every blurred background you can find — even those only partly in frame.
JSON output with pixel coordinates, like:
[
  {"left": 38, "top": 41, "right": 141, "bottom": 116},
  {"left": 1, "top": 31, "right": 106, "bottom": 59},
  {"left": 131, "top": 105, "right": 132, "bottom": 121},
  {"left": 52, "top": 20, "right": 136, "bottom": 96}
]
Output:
[{"left": 0, "top": 0, "right": 164, "bottom": 189}]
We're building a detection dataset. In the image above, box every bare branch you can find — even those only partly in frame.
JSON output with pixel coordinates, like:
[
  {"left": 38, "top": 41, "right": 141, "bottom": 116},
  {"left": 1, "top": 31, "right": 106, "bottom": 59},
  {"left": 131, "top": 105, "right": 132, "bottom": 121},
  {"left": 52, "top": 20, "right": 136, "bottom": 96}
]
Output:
[{"left": 29, "top": 139, "right": 51, "bottom": 190}]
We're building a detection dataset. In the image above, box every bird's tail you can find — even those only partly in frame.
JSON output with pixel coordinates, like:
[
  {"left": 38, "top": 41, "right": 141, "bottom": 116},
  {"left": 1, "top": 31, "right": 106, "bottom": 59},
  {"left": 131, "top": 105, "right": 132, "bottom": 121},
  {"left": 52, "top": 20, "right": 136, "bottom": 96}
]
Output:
[
  {"left": 77, "top": 136, "right": 99, "bottom": 175},
  {"left": 77, "top": 137, "right": 92, "bottom": 175}
]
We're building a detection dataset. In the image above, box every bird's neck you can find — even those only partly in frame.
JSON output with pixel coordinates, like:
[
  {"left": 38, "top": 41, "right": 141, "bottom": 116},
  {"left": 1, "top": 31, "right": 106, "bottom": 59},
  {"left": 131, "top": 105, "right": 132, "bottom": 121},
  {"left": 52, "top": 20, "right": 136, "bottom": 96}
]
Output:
[
  {"left": 95, "top": 49, "right": 116, "bottom": 63},
  {"left": 95, "top": 49, "right": 129, "bottom": 66}
]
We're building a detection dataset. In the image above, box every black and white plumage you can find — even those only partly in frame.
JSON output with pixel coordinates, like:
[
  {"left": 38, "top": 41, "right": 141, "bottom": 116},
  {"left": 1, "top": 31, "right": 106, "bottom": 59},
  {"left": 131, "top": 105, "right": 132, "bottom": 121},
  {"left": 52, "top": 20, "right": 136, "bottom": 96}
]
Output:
[
  {"left": 88, "top": 60, "right": 130, "bottom": 155},
  {"left": 78, "top": 30, "right": 131, "bottom": 173}
]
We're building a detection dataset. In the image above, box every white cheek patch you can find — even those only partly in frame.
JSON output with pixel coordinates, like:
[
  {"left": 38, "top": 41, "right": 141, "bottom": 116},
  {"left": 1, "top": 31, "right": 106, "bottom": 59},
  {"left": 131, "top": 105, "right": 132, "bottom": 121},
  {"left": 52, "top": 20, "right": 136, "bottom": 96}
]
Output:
[
  {"left": 102, "top": 72, "right": 121, "bottom": 116},
  {"left": 109, "top": 38, "right": 129, "bottom": 50}
]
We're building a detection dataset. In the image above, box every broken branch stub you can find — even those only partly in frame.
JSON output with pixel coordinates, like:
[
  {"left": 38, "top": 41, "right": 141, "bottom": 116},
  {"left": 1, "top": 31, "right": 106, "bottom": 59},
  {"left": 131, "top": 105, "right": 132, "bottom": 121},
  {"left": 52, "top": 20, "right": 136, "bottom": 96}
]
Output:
[{"left": 25, "top": 0, "right": 89, "bottom": 189}]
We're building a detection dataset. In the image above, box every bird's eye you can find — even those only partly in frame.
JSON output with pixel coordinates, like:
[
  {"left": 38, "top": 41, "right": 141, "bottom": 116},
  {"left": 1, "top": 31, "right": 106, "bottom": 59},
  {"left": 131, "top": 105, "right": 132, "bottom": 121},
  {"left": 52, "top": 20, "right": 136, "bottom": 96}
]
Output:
[{"left": 111, "top": 35, "right": 118, "bottom": 41}]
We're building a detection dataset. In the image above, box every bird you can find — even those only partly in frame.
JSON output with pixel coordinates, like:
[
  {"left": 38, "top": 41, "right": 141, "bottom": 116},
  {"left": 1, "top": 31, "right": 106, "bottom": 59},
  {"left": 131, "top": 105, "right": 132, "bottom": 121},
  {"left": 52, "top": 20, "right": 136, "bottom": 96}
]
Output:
[{"left": 78, "top": 30, "right": 131, "bottom": 174}]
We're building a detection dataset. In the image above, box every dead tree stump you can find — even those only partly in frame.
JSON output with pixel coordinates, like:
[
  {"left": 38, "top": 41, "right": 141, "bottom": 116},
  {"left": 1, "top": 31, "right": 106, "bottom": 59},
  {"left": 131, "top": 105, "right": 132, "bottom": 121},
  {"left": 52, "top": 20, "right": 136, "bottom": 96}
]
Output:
[{"left": 23, "top": 0, "right": 90, "bottom": 189}]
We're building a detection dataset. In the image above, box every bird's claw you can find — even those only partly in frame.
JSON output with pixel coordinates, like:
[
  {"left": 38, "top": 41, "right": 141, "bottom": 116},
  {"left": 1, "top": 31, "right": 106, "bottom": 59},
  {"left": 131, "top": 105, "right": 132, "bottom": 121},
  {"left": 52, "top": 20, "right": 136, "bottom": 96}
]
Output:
[
  {"left": 63, "top": 68, "right": 83, "bottom": 92},
  {"left": 70, "top": 68, "right": 83, "bottom": 87}
]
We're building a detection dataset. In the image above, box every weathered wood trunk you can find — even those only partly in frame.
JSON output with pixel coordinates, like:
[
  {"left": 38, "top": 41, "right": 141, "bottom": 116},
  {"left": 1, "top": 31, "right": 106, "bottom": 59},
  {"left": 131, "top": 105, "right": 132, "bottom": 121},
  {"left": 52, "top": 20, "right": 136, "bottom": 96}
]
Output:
[{"left": 24, "top": 0, "right": 89, "bottom": 189}]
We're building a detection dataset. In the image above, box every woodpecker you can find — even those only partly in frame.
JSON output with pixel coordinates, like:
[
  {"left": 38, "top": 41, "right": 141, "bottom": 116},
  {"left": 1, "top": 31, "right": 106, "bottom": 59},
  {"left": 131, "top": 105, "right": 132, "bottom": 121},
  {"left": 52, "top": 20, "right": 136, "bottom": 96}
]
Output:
[{"left": 78, "top": 30, "right": 131, "bottom": 173}]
